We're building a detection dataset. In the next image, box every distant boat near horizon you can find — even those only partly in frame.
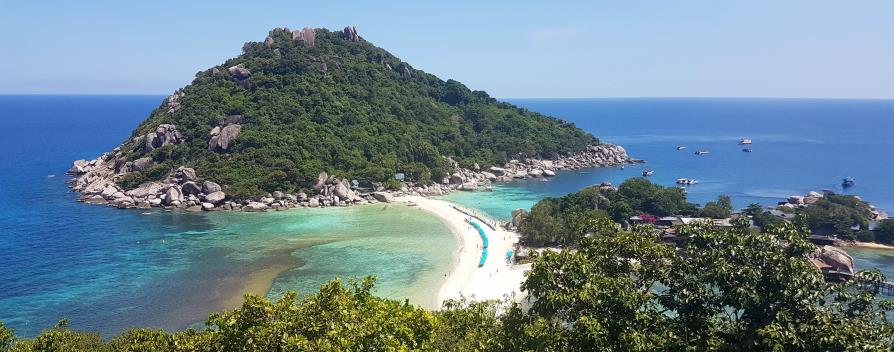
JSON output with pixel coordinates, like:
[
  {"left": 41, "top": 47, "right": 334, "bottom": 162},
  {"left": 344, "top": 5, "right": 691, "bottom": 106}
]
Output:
[
  {"left": 739, "top": 138, "right": 753, "bottom": 145},
  {"left": 695, "top": 150, "right": 710, "bottom": 155},
  {"left": 676, "top": 146, "right": 687, "bottom": 150}
]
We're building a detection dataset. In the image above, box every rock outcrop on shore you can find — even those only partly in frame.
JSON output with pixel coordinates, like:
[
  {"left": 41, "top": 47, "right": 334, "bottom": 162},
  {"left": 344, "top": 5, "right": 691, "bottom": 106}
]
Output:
[{"left": 68, "top": 141, "right": 636, "bottom": 212}]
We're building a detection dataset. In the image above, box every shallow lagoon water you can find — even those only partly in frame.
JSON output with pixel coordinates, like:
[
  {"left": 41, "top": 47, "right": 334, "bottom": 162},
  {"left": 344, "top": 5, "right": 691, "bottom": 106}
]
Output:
[{"left": 0, "top": 96, "right": 456, "bottom": 337}]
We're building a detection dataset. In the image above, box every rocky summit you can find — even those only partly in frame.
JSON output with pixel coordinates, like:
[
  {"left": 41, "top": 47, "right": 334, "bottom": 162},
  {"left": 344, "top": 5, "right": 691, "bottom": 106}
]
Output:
[{"left": 67, "top": 26, "right": 637, "bottom": 211}]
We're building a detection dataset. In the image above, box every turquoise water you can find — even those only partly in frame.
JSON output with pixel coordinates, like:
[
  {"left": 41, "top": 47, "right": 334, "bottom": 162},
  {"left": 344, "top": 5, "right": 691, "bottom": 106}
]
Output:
[
  {"left": 2, "top": 96, "right": 894, "bottom": 337},
  {"left": 0, "top": 96, "right": 456, "bottom": 337}
]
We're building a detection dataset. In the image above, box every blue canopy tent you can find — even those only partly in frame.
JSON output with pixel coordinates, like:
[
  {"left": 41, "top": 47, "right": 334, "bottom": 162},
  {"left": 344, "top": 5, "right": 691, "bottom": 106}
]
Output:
[{"left": 471, "top": 220, "right": 489, "bottom": 266}]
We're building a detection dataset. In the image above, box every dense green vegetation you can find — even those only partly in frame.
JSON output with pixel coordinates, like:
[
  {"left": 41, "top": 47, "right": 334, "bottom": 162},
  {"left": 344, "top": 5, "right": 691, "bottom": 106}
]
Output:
[
  {"left": 799, "top": 193, "right": 873, "bottom": 240},
  {"left": 3, "top": 220, "right": 892, "bottom": 351},
  {"left": 876, "top": 219, "right": 894, "bottom": 244},
  {"left": 519, "top": 178, "right": 703, "bottom": 246},
  {"left": 699, "top": 194, "right": 733, "bottom": 219},
  {"left": 744, "top": 203, "right": 786, "bottom": 229},
  {"left": 116, "top": 28, "right": 596, "bottom": 196}
]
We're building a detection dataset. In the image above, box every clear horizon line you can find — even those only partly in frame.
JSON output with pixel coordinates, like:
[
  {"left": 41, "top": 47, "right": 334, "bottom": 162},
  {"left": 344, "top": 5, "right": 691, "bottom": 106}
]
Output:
[{"left": 2, "top": 93, "right": 894, "bottom": 101}]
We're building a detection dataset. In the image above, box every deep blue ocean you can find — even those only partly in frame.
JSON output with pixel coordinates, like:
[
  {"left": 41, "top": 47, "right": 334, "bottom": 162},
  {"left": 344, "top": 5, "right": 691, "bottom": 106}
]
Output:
[
  {"left": 2, "top": 96, "right": 894, "bottom": 337},
  {"left": 506, "top": 98, "right": 894, "bottom": 211}
]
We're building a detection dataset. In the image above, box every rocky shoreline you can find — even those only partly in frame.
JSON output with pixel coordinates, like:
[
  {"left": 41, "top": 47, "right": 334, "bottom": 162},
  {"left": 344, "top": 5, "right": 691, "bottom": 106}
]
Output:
[{"left": 68, "top": 129, "right": 638, "bottom": 212}]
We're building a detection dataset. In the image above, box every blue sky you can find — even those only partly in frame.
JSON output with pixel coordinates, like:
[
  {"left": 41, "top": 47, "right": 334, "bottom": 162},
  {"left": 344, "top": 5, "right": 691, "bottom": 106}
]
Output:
[{"left": 1, "top": 0, "right": 892, "bottom": 98}]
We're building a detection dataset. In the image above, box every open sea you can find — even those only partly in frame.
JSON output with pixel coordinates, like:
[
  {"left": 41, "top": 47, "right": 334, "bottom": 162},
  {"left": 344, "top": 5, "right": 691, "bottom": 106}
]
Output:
[{"left": 2, "top": 95, "right": 894, "bottom": 337}]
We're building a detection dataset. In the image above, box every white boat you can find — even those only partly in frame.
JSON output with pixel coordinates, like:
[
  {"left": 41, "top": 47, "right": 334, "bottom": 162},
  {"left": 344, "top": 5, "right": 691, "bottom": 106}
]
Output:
[
  {"left": 676, "top": 146, "right": 687, "bottom": 150},
  {"left": 642, "top": 170, "right": 654, "bottom": 177},
  {"left": 694, "top": 150, "right": 710, "bottom": 155},
  {"left": 676, "top": 178, "right": 699, "bottom": 185},
  {"left": 739, "top": 138, "right": 753, "bottom": 145}
]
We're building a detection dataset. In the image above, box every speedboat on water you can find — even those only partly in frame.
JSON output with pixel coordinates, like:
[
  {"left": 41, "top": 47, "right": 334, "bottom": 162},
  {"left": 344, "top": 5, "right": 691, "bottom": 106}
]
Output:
[
  {"left": 676, "top": 178, "right": 699, "bottom": 185},
  {"left": 642, "top": 170, "right": 654, "bottom": 177},
  {"left": 842, "top": 177, "right": 855, "bottom": 188},
  {"left": 676, "top": 146, "right": 687, "bottom": 150},
  {"left": 694, "top": 150, "right": 710, "bottom": 155},
  {"left": 739, "top": 138, "right": 753, "bottom": 145}
]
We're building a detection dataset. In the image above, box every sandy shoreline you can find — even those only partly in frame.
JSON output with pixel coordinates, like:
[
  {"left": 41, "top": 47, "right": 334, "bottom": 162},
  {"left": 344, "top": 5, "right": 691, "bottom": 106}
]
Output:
[
  {"left": 848, "top": 241, "right": 894, "bottom": 251},
  {"left": 398, "top": 196, "right": 529, "bottom": 308}
]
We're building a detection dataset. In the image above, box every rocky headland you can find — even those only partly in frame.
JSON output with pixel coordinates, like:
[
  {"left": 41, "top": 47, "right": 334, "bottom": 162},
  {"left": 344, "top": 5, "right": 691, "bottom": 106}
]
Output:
[
  {"left": 68, "top": 140, "right": 636, "bottom": 212},
  {"left": 66, "top": 25, "right": 639, "bottom": 212}
]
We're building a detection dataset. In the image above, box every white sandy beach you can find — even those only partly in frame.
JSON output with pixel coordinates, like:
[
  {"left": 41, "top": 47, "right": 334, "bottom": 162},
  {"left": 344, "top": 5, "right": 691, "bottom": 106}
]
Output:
[{"left": 398, "top": 196, "right": 530, "bottom": 308}]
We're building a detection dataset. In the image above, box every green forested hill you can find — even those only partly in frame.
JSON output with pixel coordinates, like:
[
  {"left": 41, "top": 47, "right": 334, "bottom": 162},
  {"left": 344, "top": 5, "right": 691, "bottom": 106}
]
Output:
[{"left": 117, "top": 27, "right": 595, "bottom": 197}]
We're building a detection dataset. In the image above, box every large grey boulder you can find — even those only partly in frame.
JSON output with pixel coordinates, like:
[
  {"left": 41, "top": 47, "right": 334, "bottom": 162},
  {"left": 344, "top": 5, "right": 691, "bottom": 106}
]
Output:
[
  {"left": 141, "top": 124, "right": 185, "bottom": 152},
  {"left": 292, "top": 27, "right": 316, "bottom": 47},
  {"left": 227, "top": 64, "right": 251, "bottom": 80},
  {"left": 128, "top": 157, "right": 153, "bottom": 172},
  {"left": 126, "top": 181, "right": 165, "bottom": 198},
  {"left": 202, "top": 181, "right": 222, "bottom": 194},
  {"left": 314, "top": 172, "right": 329, "bottom": 190},
  {"left": 99, "top": 185, "right": 118, "bottom": 199},
  {"left": 181, "top": 181, "right": 202, "bottom": 196},
  {"left": 69, "top": 159, "right": 88, "bottom": 174},
  {"left": 243, "top": 202, "right": 268, "bottom": 212},
  {"left": 208, "top": 124, "right": 242, "bottom": 152},
  {"left": 342, "top": 26, "right": 359, "bottom": 42},
  {"left": 308, "top": 197, "right": 320, "bottom": 207},
  {"left": 205, "top": 191, "right": 226, "bottom": 204},
  {"left": 460, "top": 182, "right": 478, "bottom": 191},
  {"left": 173, "top": 167, "right": 197, "bottom": 183},
  {"left": 371, "top": 192, "right": 393, "bottom": 203},
  {"left": 449, "top": 174, "right": 464, "bottom": 185},
  {"left": 164, "top": 186, "right": 183, "bottom": 205},
  {"left": 488, "top": 166, "right": 507, "bottom": 176},
  {"left": 333, "top": 181, "right": 354, "bottom": 200},
  {"left": 272, "top": 191, "right": 285, "bottom": 200}
]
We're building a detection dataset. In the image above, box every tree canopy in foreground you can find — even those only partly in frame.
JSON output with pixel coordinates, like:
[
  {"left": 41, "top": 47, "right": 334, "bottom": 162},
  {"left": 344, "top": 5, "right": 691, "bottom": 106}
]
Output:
[{"left": 2, "top": 219, "right": 892, "bottom": 351}]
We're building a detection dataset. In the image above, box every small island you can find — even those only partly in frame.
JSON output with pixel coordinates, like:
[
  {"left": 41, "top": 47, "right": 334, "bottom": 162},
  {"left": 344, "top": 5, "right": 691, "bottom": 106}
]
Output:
[{"left": 67, "top": 26, "right": 636, "bottom": 212}]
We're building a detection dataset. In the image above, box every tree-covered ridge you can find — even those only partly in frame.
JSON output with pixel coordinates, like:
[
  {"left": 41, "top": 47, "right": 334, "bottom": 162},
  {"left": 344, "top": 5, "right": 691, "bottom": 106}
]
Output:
[
  {"left": 3, "top": 221, "right": 892, "bottom": 351},
  {"left": 117, "top": 27, "right": 596, "bottom": 196}
]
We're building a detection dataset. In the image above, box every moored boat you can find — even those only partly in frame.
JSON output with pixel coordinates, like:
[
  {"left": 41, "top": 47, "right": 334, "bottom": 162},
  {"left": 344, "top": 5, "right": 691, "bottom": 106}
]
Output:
[{"left": 676, "top": 178, "right": 699, "bottom": 185}]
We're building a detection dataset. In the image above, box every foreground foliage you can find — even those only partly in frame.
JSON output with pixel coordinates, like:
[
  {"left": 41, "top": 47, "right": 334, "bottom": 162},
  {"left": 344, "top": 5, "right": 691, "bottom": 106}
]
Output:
[
  {"left": 118, "top": 28, "right": 595, "bottom": 197},
  {"left": 516, "top": 219, "right": 894, "bottom": 351},
  {"left": 4, "top": 219, "right": 892, "bottom": 351}
]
